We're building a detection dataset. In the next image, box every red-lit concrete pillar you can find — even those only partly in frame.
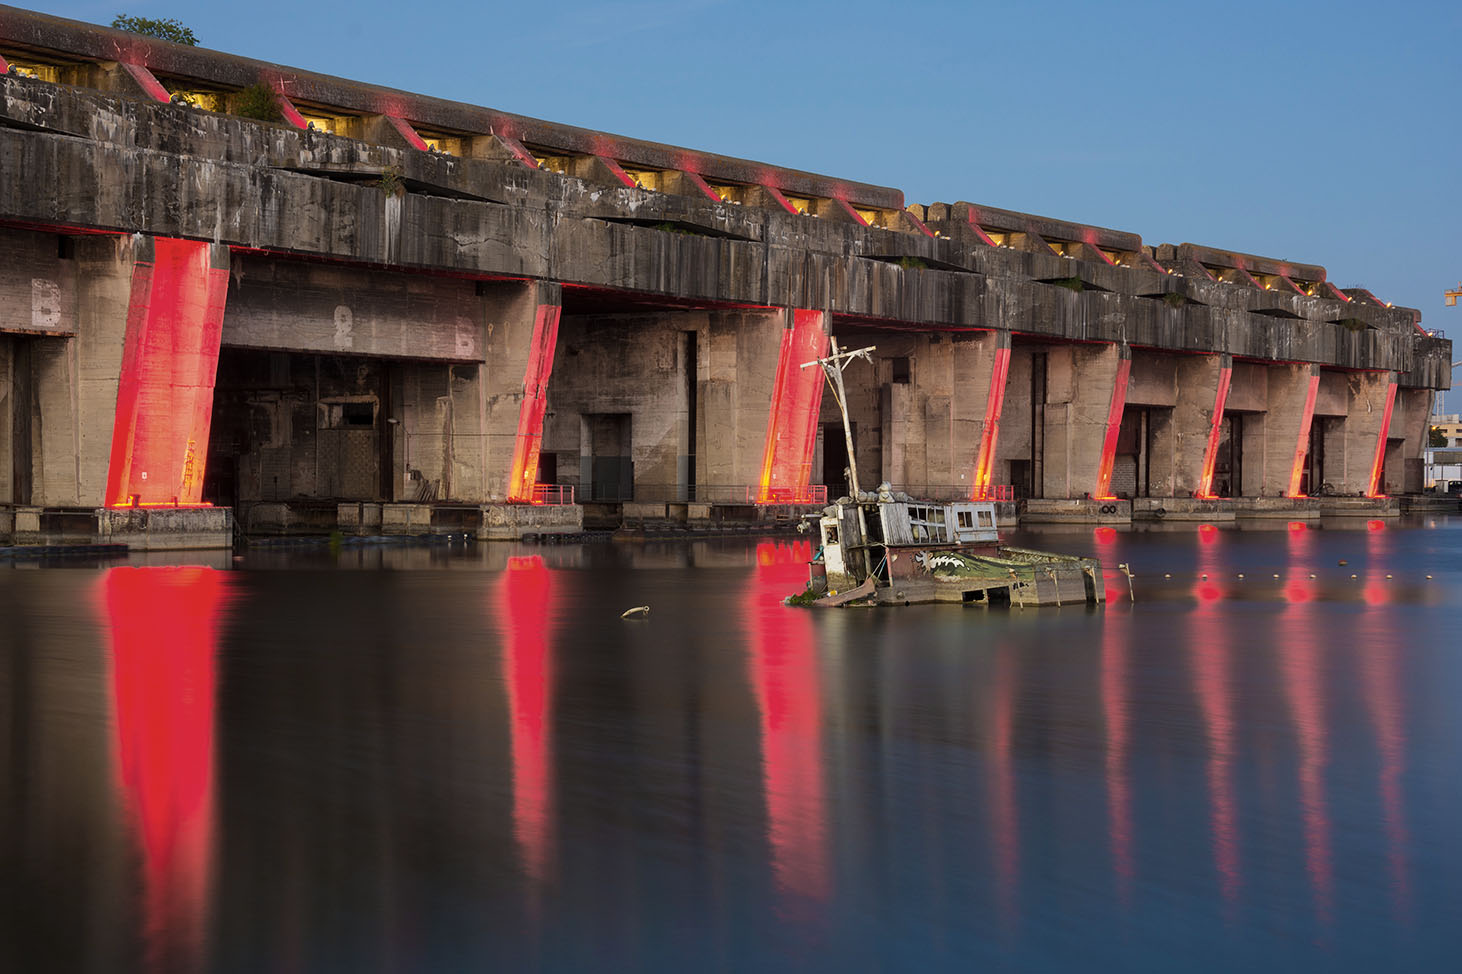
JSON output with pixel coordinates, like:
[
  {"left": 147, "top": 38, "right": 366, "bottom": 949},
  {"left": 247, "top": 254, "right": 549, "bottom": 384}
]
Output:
[
  {"left": 1194, "top": 355, "right": 1233, "bottom": 498},
  {"left": 971, "top": 332, "right": 1012, "bottom": 499},
  {"left": 1261, "top": 364, "right": 1322, "bottom": 497},
  {"left": 104, "top": 238, "right": 230, "bottom": 507},
  {"left": 1040, "top": 342, "right": 1130, "bottom": 499},
  {"left": 1343, "top": 372, "right": 1397, "bottom": 497},
  {"left": 757, "top": 309, "right": 828, "bottom": 501},
  {"left": 481, "top": 282, "right": 562, "bottom": 502}
]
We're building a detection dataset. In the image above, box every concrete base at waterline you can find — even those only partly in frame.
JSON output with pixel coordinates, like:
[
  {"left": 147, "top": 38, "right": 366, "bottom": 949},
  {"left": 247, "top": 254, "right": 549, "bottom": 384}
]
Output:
[
  {"left": 97, "top": 507, "right": 234, "bottom": 550},
  {"left": 479, "top": 503, "right": 584, "bottom": 540}
]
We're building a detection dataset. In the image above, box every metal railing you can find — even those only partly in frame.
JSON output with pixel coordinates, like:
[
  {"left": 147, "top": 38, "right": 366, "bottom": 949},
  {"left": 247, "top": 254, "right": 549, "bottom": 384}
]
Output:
[
  {"left": 885, "top": 484, "right": 1014, "bottom": 502},
  {"left": 528, "top": 484, "right": 576, "bottom": 506}
]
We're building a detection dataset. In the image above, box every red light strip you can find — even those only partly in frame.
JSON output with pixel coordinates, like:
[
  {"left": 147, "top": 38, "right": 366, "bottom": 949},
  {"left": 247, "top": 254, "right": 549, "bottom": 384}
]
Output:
[
  {"left": 105, "top": 239, "right": 229, "bottom": 507},
  {"left": 497, "top": 134, "right": 539, "bottom": 169},
  {"left": 596, "top": 155, "right": 636, "bottom": 187},
  {"left": 1093, "top": 354, "right": 1131, "bottom": 499},
  {"left": 0, "top": 54, "right": 10, "bottom": 73},
  {"left": 1196, "top": 362, "right": 1233, "bottom": 498},
  {"left": 678, "top": 170, "right": 723, "bottom": 203},
  {"left": 507, "top": 302, "right": 562, "bottom": 502},
  {"left": 832, "top": 198, "right": 869, "bottom": 225},
  {"left": 385, "top": 114, "right": 429, "bottom": 151},
  {"left": 757, "top": 311, "right": 828, "bottom": 501},
  {"left": 1367, "top": 378, "right": 1397, "bottom": 497},
  {"left": 272, "top": 91, "right": 307, "bottom": 129},
  {"left": 759, "top": 184, "right": 800, "bottom": 215},
  {"left": 119, "top": 62, "right": 171, "bottom": 103},
  {"left": 1287, "top": 371, "right": 1321, "bottom": 497},
  {"left": 972, "top": 344, "right": 1011, "bottom": 497}
]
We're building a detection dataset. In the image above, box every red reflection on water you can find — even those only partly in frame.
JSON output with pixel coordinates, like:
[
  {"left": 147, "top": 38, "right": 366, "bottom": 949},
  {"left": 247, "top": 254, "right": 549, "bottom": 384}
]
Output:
[
  {"left": 99, "top": 566, "right": 229, "bottom": 972},
  {"left": 1101, "top": 607, "right": 1133, "bottom": 906},
  {"left": 990, "top": 650, "right": 1020, "bottom": 931},
  {"left": 1191, "top": 529, "right": 1240, "bottom": 906},
  {"left": 1198, "top": 523, "right": 1219, "bottom": 544},
  {"left": 1277, "top": 585, "right": 1333, "bottom": 928},
  {"left": 1093, "top": 526, "right": 1117, "bottom": 545},
  {"left": 1360, "top": 644, "right": 1413, "bottom": 922},
  {"left": 497, "top": 555, "right": 556, "bottom": 883},
  {"left": 1366, "top": 519, "right": 1386, "bottom": 532},
  {"left": 744, "top": 541, "right": 828, "bottom": 903}
]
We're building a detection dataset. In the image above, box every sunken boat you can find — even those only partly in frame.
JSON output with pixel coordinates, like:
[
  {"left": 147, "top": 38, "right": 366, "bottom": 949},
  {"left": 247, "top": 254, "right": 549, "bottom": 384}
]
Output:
[{"left": 797, "top": 483, "right": 1106, "bottom": 608}]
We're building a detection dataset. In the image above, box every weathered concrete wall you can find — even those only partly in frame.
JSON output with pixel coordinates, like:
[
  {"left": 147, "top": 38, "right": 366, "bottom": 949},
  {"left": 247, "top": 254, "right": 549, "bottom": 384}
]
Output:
[
  {"left": 1168, "top": 355, "right": 1225, "bottom": 497},
  {"left": 544, "top": 312, "right": 694, "bottom": 498},
  {"left": 223, "top": 255, "right": 485, "bottom": 362},
  {"left": 0, "top": 228, "right": 75, "bottom": 337}
]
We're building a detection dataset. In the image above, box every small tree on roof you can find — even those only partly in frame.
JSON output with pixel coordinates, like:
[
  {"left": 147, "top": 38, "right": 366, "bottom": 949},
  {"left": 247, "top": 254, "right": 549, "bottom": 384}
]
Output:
[{"left": 111, "top": 14, "right": 199, "bottom": 46}]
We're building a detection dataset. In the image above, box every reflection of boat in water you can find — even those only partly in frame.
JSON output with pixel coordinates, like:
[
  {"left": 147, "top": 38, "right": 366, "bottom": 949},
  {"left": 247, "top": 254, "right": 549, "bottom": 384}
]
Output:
[
  {"left": 796, "top": 484, "right": 1106, "bottom": 607},
  {"left": 787, "top": 338, "right": 1107, "bottom": 609}
]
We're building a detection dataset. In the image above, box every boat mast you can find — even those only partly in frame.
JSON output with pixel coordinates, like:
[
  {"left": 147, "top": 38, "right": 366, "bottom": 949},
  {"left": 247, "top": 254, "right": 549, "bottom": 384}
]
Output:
[{"left": 803, "top": 337, "right": 876, "bottom": 575}]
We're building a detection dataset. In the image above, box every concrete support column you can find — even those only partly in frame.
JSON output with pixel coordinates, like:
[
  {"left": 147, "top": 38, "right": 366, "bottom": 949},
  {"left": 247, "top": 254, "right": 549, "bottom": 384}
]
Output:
[
  {"left": 757, "top": 310, "right": 827, "bottom": 500},
  {"left": 26, "top": 236, "right": 153, "bottom": 507},
  {"left": 1330, "top": 371, "right": 1396, "bottom": 496},
  {"left": 1261, "top": 363, "right": 1321, "bottom": 497},
  {"left": 481, "top": 281, "right": 561, "bottom": 502},
  {"left": 1173, "top": 354, "right": 1230, "bottom": 498},
  {"left": 1393, "top": 388, "right": 1435, "bottom": 494},
  {"left": 105, "top": 237, "right": 230, "bottom": 506},
  {"left": 969, "top": 332, "right": 1011, "bottom": 498},
  {"left": 700, "top": 311, "right": 786, "bottom": 490},
  {"left": 1042, "top": 343, "right": 1129, "bottom": 499}
]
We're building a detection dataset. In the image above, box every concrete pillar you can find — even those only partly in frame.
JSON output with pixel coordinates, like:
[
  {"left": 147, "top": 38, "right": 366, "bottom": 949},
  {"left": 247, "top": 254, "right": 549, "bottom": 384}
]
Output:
[
  {"left": 701, "top": 311, "right": 786, "bottom": 491},
  {"left": 479, "top": 281, "right": 560, "bottom": 502},
  {"left": 1328, "top": 371, "right": 1395, "bottom": 495},
  {"left": 1042, "top": 343, "right": 1128, "bottom": 499},
  {"left": 969, "top": 332, "right": 1011, "bottom": 498},
  {"left": 757, "top": 310, "right": 827, "bottom": 500},
  {"left": 1261, "top": 363, "right": 1321, "bottom": 497},
  {"left": 1173, "top": 354, "right": 1229, "bottom": 498},
  {"left": 105, "top": 237, "right": 230, "bottom": 507},
  {"left": 26, "top": 237, "right": 139, "bottom": 507},
  {"left": 1393, "top": 388, "right": 1435, "bottom": 494}
]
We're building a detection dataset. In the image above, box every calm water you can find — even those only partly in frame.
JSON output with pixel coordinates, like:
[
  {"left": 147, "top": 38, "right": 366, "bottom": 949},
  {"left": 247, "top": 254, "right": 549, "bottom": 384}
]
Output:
[{"left": 2, "top": 517, "right": 1460, "bottom": 972}]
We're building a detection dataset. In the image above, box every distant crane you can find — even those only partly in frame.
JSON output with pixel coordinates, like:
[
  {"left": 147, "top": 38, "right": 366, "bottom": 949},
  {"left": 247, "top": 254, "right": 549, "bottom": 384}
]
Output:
[{"left": 1446, "top": 284, "right": 1462, "bottom": 307}]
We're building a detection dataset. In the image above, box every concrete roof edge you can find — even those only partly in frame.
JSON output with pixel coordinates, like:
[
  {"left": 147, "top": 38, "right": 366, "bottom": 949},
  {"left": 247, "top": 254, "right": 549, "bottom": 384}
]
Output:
[{"left": 0, "top": 4, "right": 903, "bottom": 209}]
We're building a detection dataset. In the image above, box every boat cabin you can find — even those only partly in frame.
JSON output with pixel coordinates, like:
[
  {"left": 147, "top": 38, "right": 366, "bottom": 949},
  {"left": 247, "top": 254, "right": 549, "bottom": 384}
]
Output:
[{"left": 819, "top": 499, "right": 999, "bottom": 582}]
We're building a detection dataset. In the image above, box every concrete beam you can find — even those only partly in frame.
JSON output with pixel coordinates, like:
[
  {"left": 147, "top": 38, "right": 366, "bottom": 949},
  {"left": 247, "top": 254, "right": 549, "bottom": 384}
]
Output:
[{"left": 1262, "top": 363, "right": 1321, "bottom": 497}]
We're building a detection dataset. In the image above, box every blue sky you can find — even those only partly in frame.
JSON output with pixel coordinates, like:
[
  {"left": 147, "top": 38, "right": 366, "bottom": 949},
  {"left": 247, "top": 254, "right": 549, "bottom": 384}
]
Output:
[{"left": 31, "top": 1, "right": 1462, "bottom": 352}]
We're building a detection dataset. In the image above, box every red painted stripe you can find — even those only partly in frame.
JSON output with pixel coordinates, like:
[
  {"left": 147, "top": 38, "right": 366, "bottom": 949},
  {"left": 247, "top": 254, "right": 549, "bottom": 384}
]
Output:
[
  {"left": 972, "top": 345, "right": 1011, "bottom": 495},
  {"left": 507, "top": 302, "right": 562, "bottom": 502},
  {"left": 0, "top": 54, "right": 10, "bottom": 73},
  {"left": 1287, "top": 372, "right": 1321, "bottom": 497},
  {"left": 1094, "top": 355, "right": 1131, "bottom": 499},
  {"left": 902, "top": 210, "right": 936, "bottom": 238},
  {"left": 120, "top": 62, "right": 171, "bottom": 103},
  {"left": 1196, "top": 363, "right": 1233, "bottom": 498},
  {"left": 385, "top": 114, "right": 429, "bottom": 151},
  {"left": 964, "top": 211, "right": 998, "bottom": 247},
  {"left": 757, "top": 311, "right": 828, "bottom": 499},
  {"left": 1367, "top": 379, "right": 1398, "bottom": 497}
]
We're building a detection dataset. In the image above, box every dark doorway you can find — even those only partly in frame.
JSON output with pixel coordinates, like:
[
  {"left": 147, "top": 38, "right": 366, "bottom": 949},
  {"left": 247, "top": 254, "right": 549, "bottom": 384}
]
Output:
[
  {"left": 10, "top": 339, "right": 32, "bottom": 505},
  {"left": 586, "top": 413, "right": 633, "bottom": 501},
  {"left": 822, "top": 422, "right": 853, "bottom": 497},
  {"left": 1214, "top": 413, "right": 1242, "bottom": 498}
]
